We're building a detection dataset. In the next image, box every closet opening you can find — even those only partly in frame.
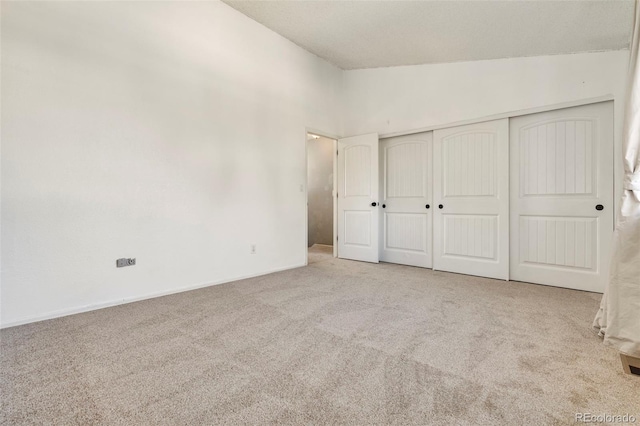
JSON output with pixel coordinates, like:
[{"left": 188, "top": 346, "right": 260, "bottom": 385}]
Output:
[{"left": 306, "top": 132, "right": 337, "bottom": 264}]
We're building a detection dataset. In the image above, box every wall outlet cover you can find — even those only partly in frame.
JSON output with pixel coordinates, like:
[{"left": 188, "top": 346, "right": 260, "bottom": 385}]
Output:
[{"left": 116, "top": 258, "right": 136, "bottom": 267}]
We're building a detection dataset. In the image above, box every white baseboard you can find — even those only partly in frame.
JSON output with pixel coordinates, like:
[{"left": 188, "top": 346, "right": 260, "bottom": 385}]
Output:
[{"left": 0, "top": 263, "right": 304, "bottom": 329}]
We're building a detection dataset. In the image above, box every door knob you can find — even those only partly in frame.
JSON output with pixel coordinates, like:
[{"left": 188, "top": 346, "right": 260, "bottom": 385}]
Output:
[
  {"left": 438, "top": 204, "right": 444, "bottom": 209},
  {"left": 425, "top": 204, "right": 430, "bottom": 209},
  {"left": 371, "top": 202, "right": 377, "bottom": 207},
  {"left": 596, "top": 204, "right": 604, "bottom": 211},
  {"left": 382, "top": 204, "right": 386, "bottom": 208}
]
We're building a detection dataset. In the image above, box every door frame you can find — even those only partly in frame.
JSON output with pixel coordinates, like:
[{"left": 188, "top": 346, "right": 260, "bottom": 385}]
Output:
[{"left": 304, "top": 127, "right": 339, "bottom": 265}]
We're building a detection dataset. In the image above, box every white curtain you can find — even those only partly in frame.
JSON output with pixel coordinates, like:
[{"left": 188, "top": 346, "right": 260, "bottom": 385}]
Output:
[{"left": 593, "top": 0, "right": 640, "bottom": 358}]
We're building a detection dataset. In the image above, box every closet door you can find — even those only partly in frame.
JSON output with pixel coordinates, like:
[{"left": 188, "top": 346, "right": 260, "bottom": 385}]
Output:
[
  {"left": 379, "top": 132, "right": 433, "bottom": 268},
  {"left": 510, "top": 102, "right": 613, "bottom": 293},
  {"left": 337, "top": 133, "right": 380, "bottom": 263},
  {"left": 433, "top": 119, "right": 509, "bottom": 280}
]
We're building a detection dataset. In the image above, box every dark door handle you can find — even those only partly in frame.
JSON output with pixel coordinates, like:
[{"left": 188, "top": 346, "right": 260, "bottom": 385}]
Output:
[
  {"left": 382, "top": 204, "right": 386, "bottom": 208},
  {"left": 596, "top": 204, "right": 604, "bottom": 211},
  {"left": 438, "top": 204, "right": 444, "bottom": 209},
  {"left": 371, "top": 202, "right": 377, "bottom": 207},
  {"left": 425, "top": 204, "right": 430, "bottom": 209}
]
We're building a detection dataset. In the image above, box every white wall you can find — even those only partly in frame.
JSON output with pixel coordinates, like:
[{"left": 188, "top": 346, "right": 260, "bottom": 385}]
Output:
[
  {"left": 343, "top": 50, "right": 629, "bottom": 212},
  {"left": 1, "top": 1, "right": 343, "bottom": 326},
  {"left": 343, "top": 51, "right": 628, "bottom": 137}
]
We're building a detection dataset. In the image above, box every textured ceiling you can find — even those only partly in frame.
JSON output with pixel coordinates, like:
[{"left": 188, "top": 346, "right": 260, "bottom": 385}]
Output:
[{"left": 223, "top": 0, "right": 634, "bottom": 70}]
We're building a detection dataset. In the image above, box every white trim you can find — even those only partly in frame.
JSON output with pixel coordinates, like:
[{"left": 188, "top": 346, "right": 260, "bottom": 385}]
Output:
[
  {"left": 0, "top": 263, "right": 303, "bottom": 329},
  {"left": 379, "top": 95, "right": 615, "bottom": 139},
  {"left": 304, "top": 127, "right": 309, "bottom": 266},
  {"left": 306, "top": 127, "right": 340, "bottom": 141},
  {"left": 333, "top": 138, "right": 338, "bottom": 258}
]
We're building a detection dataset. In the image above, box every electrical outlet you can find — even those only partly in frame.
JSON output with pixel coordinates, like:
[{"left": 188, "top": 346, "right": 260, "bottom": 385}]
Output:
[
  {"left": 250, "top": 244, "right": 256, "bottom": 254},
  {"left": 116, "top": 258, "right": 136, "bottom": 268}
]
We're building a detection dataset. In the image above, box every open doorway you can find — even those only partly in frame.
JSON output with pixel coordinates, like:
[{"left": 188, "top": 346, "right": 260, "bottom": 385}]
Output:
[{"left": 306, "top": 132, "right": 337, "bottom": 264}]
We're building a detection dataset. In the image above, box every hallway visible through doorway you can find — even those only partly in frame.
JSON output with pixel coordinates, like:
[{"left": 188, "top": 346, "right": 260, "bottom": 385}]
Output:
[{"left": 307, "top": 133, "right": 336, "bottom": 258}]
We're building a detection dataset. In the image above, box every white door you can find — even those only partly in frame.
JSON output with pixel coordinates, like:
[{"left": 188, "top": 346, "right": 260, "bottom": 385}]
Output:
[
  {"left": 509, "top": 102, "right": 613, "bottom": 293},
  {"left": 433, "top": 119, "right": 509, "bottom": 280},
  {"left": 337, "top": 133, "right": 379, "bottom": 263},
  {"left": 379, "top": 132, "right": 433, "bottom": 268}
]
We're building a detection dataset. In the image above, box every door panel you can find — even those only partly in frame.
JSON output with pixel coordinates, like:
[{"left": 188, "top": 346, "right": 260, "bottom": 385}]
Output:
[
  {"left": 380, "top": 133, "right": 432, "bottom": 268},
  {"left": 344, "top": 211, "right": 372, "bottom": 246},
  {"left": 433, "top": 119, "right": 509, "bottom": 280},
  {"left": 510, "top": 102, "right": 613, "bottom": 292},
  {"left": 518, "top": 216, "right": 597, "bottom": 270},
  {"left": 443, "top": 215, "right": 498, "bottom": 260},
  {"left": 338, "top": 133, "right": 379, "bottom": 263},
  {"left": 443, "top": 132, "right": 497, "bottom": 197},
  {"left": 344, "top": 145, "right": 372, "bottom": 196}
]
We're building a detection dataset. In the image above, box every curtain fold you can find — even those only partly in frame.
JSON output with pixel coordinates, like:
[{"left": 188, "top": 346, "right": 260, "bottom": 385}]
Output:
[{"left": 593, "top": 0, "right": 640, "bottom": 358}]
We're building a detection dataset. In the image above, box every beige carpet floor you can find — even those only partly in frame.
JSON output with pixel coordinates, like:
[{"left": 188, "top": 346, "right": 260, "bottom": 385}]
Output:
[{"left": 1, "top": 245, "right": 638, "bottom": 425}]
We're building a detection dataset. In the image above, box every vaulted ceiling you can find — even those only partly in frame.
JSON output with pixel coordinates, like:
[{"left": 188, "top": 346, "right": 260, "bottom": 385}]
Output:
[{"left": 223, "top": 0, "right": 635, "bottom": 70}]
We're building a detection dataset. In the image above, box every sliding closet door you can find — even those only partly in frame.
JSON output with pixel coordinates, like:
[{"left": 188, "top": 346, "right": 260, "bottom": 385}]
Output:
[
  {"left": 433, "top": 119, "right": 509, "bottom": 280},
  {"left": 379, "top": 132, "right": 433, "bottom": 268},
  {"left": 510, "top": 102, "right": 613, "bottom": 293},
  {"left": 337, "top": 133, "right": 380, "bottom": 263}
]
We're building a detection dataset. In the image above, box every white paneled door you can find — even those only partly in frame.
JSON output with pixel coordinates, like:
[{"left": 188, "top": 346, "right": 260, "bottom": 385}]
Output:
[
  {"left": 510, "top": 102, "right": 613, "bottom": 292},
  {"left": 379, "top": 132, "right": 433, "bottom": 268},
  {"left": 337, "top": 133, "right": 379, "bottom": 263},
  {"left": 433, "top": 119, "right": 509, "bottom": 280}
]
